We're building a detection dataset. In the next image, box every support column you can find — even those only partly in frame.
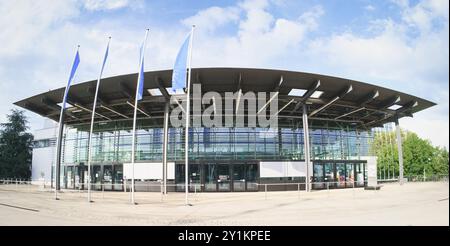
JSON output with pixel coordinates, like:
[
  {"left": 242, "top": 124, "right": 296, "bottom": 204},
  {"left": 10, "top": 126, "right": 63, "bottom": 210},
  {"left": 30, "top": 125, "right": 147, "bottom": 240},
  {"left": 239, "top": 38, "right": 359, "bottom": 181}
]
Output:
[
  {"left": 302, "top": 104, "right": 312, "bottom": 192},
  {"left": 278, "top": 127, "right": 283, "bottom": 158},
  {"left": 55, "top": 113, "right": 65, "bottom": 191},
  {"left": 395, "top": 116, "right": 404, "bottom": 185},
  {"left": 162, "top": 102, "right": 169, "bottom": 194}
]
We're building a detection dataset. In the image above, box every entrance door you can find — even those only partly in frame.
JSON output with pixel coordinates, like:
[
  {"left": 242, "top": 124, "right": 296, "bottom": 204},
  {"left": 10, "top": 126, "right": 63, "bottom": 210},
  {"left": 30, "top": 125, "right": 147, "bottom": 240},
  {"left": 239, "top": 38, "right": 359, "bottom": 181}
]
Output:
[
  {"left": 217, "top": 164, "right": 231, "bottom": 191},
  {"left": 103, "top": 165, "right": 113, "bottom": 191},
  {"left": 75, "top": 165, "right": 85, "bottom": 190},
  {"left": 67, "top": 166, "right": 74, "bottom": 189},
  {"left": 313, "top": 164, "right": 325, "bottom": 189},
  {"left": 113, "top": 165, "right": 123, "bottom": 191},
  {"left": 336, "top": 163, "right": 346, "bottom": 188},
  {"left": 324, "top": 163, "right": 335, "bottom": 189},
  {"left": 204, "top": 164, "right": 217, "bottom": 192},
  {"left": 175, "top": 164, "right": 186, "bottom": 192},
  {"left": 232, "top": 164, "right": 246, "bottom": 192},
  {"left": 355, "top": 163, "right": 364, "bottom": 187},
  {"left": 246, "top": 164, "right": 258, "bottom": 191},
  {"left": 92, "top": 166, "right": 102, "bottom": 190},
  {"left": 189, "top": 164, "right": 202, "bottom": 192},
  {"left": 346, "top": 163, "right": 354, "bottom": 188}
]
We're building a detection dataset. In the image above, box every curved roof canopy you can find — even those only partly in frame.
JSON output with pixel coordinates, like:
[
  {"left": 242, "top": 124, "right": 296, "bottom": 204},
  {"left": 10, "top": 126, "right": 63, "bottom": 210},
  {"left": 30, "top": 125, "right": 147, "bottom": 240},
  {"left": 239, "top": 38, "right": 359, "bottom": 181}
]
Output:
[{"left": 14, "top": 68, "right": 435, "bottom": 129}]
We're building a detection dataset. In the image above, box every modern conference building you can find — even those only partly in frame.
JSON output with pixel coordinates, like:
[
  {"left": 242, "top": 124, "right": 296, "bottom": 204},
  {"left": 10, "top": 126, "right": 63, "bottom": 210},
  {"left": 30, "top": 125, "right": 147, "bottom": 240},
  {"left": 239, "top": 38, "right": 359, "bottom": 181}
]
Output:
[{"left": 15, "top": 68, "right": 435, "bottom": 192}]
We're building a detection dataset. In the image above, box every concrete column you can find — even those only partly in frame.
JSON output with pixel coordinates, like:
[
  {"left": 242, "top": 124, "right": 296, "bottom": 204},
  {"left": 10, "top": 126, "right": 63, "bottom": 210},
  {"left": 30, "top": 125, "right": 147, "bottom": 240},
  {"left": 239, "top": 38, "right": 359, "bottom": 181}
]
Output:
[
  {"left": 162, "top": 102, "right": 169, "bottom": 194},
  {"left": 395, "top": 117, "right": 404, "bottom": 185},
  {"left": 302, "top": 104, "right": 312, "bottom": 192}
]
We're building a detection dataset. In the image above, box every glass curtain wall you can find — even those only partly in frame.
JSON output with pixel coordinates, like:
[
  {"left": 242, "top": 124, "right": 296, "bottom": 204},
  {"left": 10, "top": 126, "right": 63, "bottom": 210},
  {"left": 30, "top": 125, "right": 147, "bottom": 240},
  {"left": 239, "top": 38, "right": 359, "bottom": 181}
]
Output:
[{"left": 61, "top": 121, "right": 374, "bottom": 165}]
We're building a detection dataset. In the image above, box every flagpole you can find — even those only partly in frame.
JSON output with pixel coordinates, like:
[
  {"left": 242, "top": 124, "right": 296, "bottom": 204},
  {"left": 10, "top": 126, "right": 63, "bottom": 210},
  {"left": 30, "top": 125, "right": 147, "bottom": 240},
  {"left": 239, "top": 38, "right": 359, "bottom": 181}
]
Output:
[
  {"left": 55, "top": 45, "right": 80, "bottom": 200},
  {"left": 185, "top": 25, "right": 195, "bottom": 206},
  {"left": 131, "top": 29, "right": 149, "bottom": 205},
  {"left": 87, "top": 37, "right": 111, "bottom": 203}
]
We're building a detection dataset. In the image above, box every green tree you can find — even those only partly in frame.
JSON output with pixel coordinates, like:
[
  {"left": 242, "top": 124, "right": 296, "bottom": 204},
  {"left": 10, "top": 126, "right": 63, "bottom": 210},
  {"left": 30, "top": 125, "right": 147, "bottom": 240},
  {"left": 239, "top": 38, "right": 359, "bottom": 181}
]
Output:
[
  {"left": 0, "top": 109, "right": 34, "bottom": 179},
  {"left": 431, "top": 146, "right": 449, "bottom": 175},
  {"left": 370, "top": 129, "right": 449, "bottom": 178}
]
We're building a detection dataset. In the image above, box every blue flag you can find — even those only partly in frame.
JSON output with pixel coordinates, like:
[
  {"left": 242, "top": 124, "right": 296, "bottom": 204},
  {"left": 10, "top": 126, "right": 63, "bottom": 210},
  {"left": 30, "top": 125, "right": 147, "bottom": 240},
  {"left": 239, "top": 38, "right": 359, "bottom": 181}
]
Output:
[
  {"left": 62, "top": 49, "right": 80, "bottom": 109},
  {"left": 171, "top": 32, "right": 191, "bottom": 92},
  {"left": 137, "top": 58, "right": 144, "bottom": 100},
  {"left": 100, "top": 40, "right": 109, "bottom": 74},
  {"left": 136, "top": 42, "right": 145, "bottom": 101}
]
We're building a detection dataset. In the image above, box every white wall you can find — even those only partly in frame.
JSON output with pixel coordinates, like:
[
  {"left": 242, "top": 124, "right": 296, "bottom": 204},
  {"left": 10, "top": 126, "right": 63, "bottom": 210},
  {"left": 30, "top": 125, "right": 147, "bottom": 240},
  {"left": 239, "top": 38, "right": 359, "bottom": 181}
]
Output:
[
  {"left": 123, "top": 162, "right": 175, "bottom": 180},
  {"left": 31, "top": 147, "right": 54, "bottom": 184},
  {"left": 31, "top": 123, "right": 57, "bottom": 184},
  {"left": 260, "top": 161, "right": 306, "bottom": 178},
  {"left": 361, "top": 156, "right": 377, "bottom": 186}
]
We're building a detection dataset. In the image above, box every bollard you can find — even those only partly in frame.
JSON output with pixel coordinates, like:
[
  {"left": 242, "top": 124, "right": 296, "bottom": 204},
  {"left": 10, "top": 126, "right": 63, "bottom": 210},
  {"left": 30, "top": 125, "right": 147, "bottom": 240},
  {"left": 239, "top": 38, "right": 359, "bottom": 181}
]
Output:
[
  {"left": 264, "top": 184, "right": 267, "bottom": 200},
  {"left": 129, "top": 187, "right": 132, "bottom": 203},
  {"left": 102, "top": 184, "right": 105, "bottom": 199},
  {"left": 352, "top": 181, "right": 355, "bottom": 197},
  {"left": 327, "top": 182, "right": 330, "bottom": 197},
  {"left": 160, "top": 181, "right": 163, "bottom": 202},
  {"left": 297, "top": 183, "right": 300, "bottom": 200}
]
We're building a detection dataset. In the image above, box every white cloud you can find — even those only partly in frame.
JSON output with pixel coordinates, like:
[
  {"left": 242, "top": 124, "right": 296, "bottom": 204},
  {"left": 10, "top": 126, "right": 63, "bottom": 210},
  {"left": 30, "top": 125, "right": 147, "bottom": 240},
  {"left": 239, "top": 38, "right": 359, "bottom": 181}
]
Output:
[
  {"left": 0, "top": 0, "right": 79, "bottom": 56},
  {"left": 399, "top": 0, "right": 449, "bottom": 32},
  {"left": 238, "top": 0, "right": 274, "bottom": 34},
  {"left": 82, "top": 0, "right": 134, "bottom": 11},
  {"left": 184, "top": 1, "right": 324, "bottom": 67},
  {"left": 391, "top": 0, "right": 409, "bottom": 9},
  {"left": 303, "top": 0, "right": 448, "bottom": 148},
  {"left": 182, "top": 6, "right": 240, "bottom": 32},
  {"left": 400, "top": 107, "right": 449, "bottom": 149},
  {"left": 0, "top": 0, "right": 152, "bottom": 128},
  {"left": 0, "top": 0, "right": 447, "bottom": 150},
  {"left": 365, "top": 5, "right": 376, "bottom": 11}
]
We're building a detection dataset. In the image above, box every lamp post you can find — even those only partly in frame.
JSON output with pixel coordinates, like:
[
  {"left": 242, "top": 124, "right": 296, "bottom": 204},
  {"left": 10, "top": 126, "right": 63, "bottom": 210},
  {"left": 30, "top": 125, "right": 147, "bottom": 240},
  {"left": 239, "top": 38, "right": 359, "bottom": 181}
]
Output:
[{"left": 424, "top": 157, "right": 431, "bottom": 182}]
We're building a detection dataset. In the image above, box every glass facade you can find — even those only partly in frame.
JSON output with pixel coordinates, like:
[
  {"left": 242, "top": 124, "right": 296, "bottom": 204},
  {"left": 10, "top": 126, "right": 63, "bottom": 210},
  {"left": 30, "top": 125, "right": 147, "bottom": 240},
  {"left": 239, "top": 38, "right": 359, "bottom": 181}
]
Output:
[
  {"left": 312, "top": 161, "right": 367, "bottom": 189},
  {"left": 175, "top": 163, "right": 259, "bottom": 192},
  {"left": 57, "top": 119, "right": 373, "bottom": 191},
  {"left": 61, "top": 123, "right": 373, "bottom": 165}
]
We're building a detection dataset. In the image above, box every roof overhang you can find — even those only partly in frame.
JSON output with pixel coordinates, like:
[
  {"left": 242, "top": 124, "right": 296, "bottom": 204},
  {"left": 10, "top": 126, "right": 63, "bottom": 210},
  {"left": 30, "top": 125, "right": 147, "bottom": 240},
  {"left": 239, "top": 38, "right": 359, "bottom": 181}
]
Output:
[{"left": 14, "top": 67, "right": 436, "bottom": 129}]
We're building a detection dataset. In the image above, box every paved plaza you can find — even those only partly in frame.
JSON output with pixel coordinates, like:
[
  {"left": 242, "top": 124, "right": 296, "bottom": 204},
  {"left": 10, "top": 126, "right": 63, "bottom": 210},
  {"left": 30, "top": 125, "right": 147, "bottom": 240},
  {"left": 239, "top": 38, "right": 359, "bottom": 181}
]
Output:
[{"left": 0, "top": 182, "right": 448, "bottom": 226}]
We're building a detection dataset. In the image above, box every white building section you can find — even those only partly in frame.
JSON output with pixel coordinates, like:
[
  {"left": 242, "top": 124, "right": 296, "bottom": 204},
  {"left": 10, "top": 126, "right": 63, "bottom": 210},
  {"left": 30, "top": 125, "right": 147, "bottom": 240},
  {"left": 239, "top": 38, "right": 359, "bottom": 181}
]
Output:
[
  {"left": 260, "top": 161, "right": 306, "bottom": 178},
  {"left": 361, "top": 156, "right": 378, "bottom": 188},
  {"left": 123, "top": 162, "right": 175, "bottom": 180},
  {"left": 31, "top": 120, "right": 57, "bottom": 185}
]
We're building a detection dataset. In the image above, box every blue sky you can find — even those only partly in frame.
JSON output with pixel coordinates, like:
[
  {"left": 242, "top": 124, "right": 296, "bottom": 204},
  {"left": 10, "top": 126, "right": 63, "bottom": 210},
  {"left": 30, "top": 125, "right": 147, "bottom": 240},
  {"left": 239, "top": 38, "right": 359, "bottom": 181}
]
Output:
[{"left": 0, "top": 0, "right": 448, "bottom": 148}]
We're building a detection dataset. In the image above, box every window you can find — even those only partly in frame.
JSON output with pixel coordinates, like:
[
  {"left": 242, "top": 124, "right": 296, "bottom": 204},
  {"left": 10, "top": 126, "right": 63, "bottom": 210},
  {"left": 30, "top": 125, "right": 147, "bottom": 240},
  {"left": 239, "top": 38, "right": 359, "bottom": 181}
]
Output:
[{"left": 33, "top": 138, "right": 55, "bottom": 148}]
